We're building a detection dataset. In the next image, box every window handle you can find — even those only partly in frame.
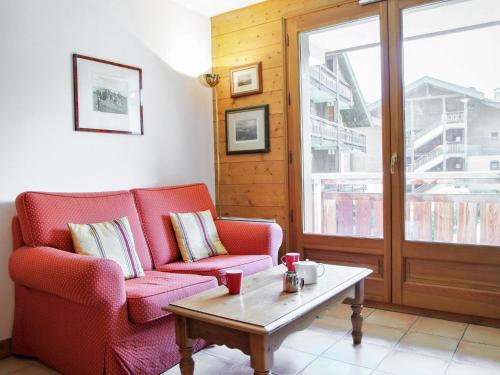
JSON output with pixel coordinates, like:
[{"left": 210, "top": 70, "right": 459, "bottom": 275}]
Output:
[{"left": 390, "top": 153, "right": 398, "bottom": 175}]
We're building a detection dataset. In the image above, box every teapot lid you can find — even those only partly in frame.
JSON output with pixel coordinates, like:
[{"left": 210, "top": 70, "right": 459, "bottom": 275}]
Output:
[{"left": 293, "top": 259, "right": 317, "bottom": 265}]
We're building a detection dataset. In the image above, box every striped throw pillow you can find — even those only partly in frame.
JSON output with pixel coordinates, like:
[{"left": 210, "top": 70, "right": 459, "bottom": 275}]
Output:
[
  {"left": 68, "top": 217, "right": 144, "bottom": 279},
  {"left": 170, "top": 210, "right": 228, "bottom": 262}
]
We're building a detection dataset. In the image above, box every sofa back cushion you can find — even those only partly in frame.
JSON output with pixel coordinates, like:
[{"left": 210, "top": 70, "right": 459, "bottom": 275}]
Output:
[
  {"left": 16, "top": 190, "right": 153, "bottom": 271},
  {"left": 132, "top": 184, "right": 216, "bottom": 267}
]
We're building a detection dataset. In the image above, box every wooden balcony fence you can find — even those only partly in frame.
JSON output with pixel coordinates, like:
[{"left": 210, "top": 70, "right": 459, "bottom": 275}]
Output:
[{"left": 310, "top": 173, "right": 500, "bottom": 246}]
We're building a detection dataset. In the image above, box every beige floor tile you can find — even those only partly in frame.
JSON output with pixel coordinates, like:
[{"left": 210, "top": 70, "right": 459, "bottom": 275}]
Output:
[
  {"left": 21, "top": 360, "right": 60, "bottom": 374},
  {"left": 361, "top": 323, "right": 406, "bottom": 348},
  {"left": 282, "top": 328, "right": 343, "bottom": 355},
  {"left": 272, "top": 347, "right": 316, "bottom": 375},
  {"left": 377, "top": 350, "right": 449, "bottom": 375},
  {"left": 202, "top": 345, "right": 249, "bottom": 365},
  {"left": 463, "top": 325, "right": 500, "bottom": 347},
  {"left": 410, "top": 317, "right": 467, "bottom": 339},
  {"left": 454, "top": 341, "right": 500, "bottom": 370},
  {"left": 8, "top": 366, "right": 58, "bottom": 375},
  {"left": 309, "top": 315, "right": 352, "bottom": 336},
  {"left": 161, "top": 352, "right": 234, "bottom": 375},
  {"left": 0, "top": 356, "right": 33, "bottom": 375},
  {"left": 299, "top": 357, "right": 372, "bottom": 375},
  {"left": 445, "top": 362, "right": 500, "bottom": 375},
  {"left": 397, "top": 332, "right": 460, "bottom": 360},
  {"left": 223, "top": 364, "right": 254, "bottom": 375},
  {"left": 365, "top": 310, "right": 417, "bottom": 330},
  {"left": 326, "top": 303, "right": 375, "bottom": 320},
  {"left": 322, "top": 339, "right": 391, "bottom": 369}
]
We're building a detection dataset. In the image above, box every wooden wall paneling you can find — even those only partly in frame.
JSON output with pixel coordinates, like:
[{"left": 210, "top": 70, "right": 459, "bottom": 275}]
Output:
[
  {"left": 219, "top": 184, "right": 287, "bottom": 207},
  {"left": 211, "top": 0, "right": 369, "bottom": 258},
  {"left": 211, "top": 0, "right": 354, "bottom": 37},
  {"left": 212, "top": 21, "right": 283, "bottom": 58},
  {"left": 213, "top": 44, "right": 284, "bottom": 77},
  {"left": 220, "top": 161, "right": 285, "bottom": 185},
  {"left": 212, "top": 6, "right": 289, "bottom": 255}
]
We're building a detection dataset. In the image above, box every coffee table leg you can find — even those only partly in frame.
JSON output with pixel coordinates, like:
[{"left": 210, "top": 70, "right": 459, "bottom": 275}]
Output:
[
  {"left": 175, "top": 315, "right": 194, "bottom": 375},
  {"left": 351, "top": 280, "right": 365, "bottom": 345},
  {"left": 250, "top": 334, "right": 273, "bottom": 375}
]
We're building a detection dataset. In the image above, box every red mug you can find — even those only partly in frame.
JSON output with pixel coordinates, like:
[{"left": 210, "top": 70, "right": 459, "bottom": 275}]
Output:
[
  {"left": 281, "top": 252, "right": 300, "bottom": 272},
  {"left": 222, "top": 269, "right": 243, "bottom": 295}
]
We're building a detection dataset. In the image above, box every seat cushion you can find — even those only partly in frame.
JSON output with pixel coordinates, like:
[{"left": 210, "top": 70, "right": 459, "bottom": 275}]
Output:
[
  {"left": 16, "top": 191, "right": 153, "bottom": 270},
  {"left": 132, "top": 184, "right": 216, "bottom": 267},
  {"left": 125, "top": 271, "right": 217, "bottom": 324},
  {"left": 157, "top": 255, "right": 273, "bottom": 283}
]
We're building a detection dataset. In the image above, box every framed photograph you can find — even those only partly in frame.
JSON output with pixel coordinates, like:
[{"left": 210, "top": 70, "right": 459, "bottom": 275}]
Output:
[
  {"left": 73, "top": 54, "right": 143, "bottom": 135},
  {"left": 225, "top": 105, "right": 269, "bottom": 155},
  {"left": 229, "top": 62, "right": 263, "bottom": 98}
]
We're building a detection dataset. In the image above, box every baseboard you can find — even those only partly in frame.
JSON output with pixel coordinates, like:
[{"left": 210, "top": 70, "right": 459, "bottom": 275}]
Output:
[
  {"left": 0, "top": 338, "right": 11, "bottom": 360},
  {"left": 364, "top": 301, "right": 500, "bottom": 329}
]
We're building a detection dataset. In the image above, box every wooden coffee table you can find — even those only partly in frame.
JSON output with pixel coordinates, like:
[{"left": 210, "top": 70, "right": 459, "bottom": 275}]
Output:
[{"left": 164, "top": 264, "right": 372, "bottom": 375}]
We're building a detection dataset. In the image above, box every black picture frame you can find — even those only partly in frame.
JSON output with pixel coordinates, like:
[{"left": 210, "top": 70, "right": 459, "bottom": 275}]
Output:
[{"left": 225, "top": 105, "right": 270, "bottom": 155}]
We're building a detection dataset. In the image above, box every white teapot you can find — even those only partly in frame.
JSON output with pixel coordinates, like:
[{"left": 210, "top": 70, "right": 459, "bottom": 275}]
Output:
[{"left": 293, "top": 259, "right": 325, "bottom": 285}]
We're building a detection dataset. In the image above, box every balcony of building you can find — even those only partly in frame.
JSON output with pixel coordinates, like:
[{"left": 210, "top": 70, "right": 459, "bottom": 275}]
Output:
[
  {"left": 307, "top": 172, "right": 500, "bottom": 246},
  {"left": 310, "top": 114, "right": 366, "bottom": 153},
  {"left": 309, "top": 64, "right": 353, "bottom": 106}
]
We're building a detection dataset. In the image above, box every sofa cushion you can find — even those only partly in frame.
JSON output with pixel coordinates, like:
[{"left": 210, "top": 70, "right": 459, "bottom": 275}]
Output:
[
  {"left": 132, "top": 184, "right": 216, "bottom": 268},
  {"left": 157, "top": 255, "right": 273, "bottom": 283},
  {"left": 171, "top": 210, "right": 228, "bottom": 262},
  {"left": 125, "top": 271, "right": 217, "bottom": 324},
  {"left": 16, "top": 191, "right": 153, "bottom": 271},
  {"left": 69, "top": 217, "right": 145, "bottom": 279}
]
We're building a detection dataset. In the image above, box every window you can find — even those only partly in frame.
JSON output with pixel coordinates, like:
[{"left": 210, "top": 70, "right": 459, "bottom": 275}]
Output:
[
  {"left": 299, "top": 16, "right": 383, "bottom": 238},
  {"left": 403, "top": 0, "right": 500, "bottom": 245}
]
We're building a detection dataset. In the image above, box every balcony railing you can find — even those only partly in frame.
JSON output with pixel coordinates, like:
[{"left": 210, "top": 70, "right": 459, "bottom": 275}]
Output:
[
  {"left": 310, "top": 115, "right": 366, "bottom": 152},
  {"left": 410, "top": 145, "right": 444, "bottom": 171},
  {"left": 309, "top": 172, "right": 500, "bottom": 246},
  {"left": 408, "top": 143, "right": 466, "bottom": 171},
  {"left": 309, "top": 65, "right": 353, "bottom": 103},
  {"left": 445, "top": 111, "right": 465, "bottom": 123}
]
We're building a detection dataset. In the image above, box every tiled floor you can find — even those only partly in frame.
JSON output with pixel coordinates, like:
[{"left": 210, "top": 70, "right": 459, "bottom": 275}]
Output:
[{"left": 2, "top": 305, "right": 500, "bottom": 374}]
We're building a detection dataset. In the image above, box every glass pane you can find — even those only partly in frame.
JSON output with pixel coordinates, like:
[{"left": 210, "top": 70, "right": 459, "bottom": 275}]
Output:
[
  {"left": 402, "top": 0, "right": 500, "bottom": 246},
  {"left": 299, "top": 16, "right": 383, "bottom": 238}
]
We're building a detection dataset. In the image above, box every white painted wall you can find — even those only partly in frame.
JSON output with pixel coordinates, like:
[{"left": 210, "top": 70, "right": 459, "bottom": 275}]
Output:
[{"left": 0, "top": 0, "right": 214, "bottom": 341}]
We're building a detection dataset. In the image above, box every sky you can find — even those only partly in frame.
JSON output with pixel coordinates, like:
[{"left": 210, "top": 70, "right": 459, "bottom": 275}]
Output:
[{"left": 308, "top": 0, "right": 500, "bottom": 104}]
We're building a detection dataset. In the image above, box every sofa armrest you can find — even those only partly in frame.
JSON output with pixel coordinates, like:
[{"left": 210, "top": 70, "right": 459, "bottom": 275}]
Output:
[
  {"left": 215, "top": 219, "right": 283, "bottom": 265},
  {"left": 9, "top": 246, "right": 125, "bottom": 306}
]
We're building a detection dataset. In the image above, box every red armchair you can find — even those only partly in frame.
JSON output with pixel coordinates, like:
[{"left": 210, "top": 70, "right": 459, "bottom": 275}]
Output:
[{"left": 9, "top": 184, "right": 283, "bottom": 375}]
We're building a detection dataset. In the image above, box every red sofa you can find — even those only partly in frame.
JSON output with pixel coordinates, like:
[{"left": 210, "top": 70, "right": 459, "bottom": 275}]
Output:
[{"left": 9, "top": 183, "right": 283, "bottom": 375}]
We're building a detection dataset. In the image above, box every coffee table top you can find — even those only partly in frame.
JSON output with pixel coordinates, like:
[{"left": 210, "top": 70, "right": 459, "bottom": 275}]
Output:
[{"left": 164, "top": 264, "right": 371, "bottom": 334}]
